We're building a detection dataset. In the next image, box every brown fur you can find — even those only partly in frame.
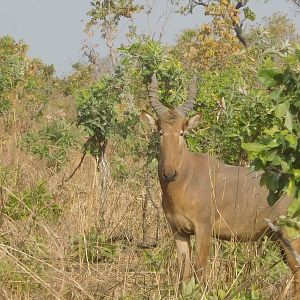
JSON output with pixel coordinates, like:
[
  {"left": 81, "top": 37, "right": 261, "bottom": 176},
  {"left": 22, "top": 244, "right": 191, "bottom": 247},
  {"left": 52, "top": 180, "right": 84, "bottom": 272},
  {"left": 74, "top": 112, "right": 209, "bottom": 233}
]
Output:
[
  {"left": 159, "top": 109, "right": 182, "bottom": 125},
  {"left": 143, "top": 111, "right": 300, "bottom": 299}
]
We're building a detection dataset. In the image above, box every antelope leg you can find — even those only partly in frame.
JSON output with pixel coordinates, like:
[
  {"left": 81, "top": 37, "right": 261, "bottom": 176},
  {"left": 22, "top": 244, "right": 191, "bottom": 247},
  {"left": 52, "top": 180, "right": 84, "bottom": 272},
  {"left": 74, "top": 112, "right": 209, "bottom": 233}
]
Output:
[
  {"left": 283, "top": 238, "right": 300, "bottom": 300},
  {"left": 173, "top": 231, "right": 192, "bottom": 284},
  {"left": 194, "top": 224, "right": 211, "bottom": 283}
]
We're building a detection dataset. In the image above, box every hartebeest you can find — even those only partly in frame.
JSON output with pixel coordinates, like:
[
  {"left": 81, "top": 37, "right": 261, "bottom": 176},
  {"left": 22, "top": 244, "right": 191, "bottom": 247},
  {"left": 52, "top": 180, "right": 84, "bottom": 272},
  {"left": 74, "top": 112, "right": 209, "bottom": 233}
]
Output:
[{"left": 143, "top": 74, "right": 300, "bottom": 298}]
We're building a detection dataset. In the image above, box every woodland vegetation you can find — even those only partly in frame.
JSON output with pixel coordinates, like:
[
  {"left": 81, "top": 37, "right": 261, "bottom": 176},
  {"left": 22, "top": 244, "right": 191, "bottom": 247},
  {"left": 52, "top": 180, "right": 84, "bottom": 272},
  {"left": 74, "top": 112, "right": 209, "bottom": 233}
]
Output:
[{"left": 1, "top": 0, "right": 300, "bottom": 299}]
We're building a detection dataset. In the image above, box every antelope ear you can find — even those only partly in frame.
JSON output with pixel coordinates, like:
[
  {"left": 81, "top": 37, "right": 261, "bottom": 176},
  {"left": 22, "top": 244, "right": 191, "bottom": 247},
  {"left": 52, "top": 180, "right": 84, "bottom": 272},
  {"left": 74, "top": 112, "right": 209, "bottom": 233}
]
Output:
[
  {"left": 186, "top": 113, "right": 202, "bottom": 131},
  {"left": 141, "top": 111, "right": 157, "bottom": 130}
]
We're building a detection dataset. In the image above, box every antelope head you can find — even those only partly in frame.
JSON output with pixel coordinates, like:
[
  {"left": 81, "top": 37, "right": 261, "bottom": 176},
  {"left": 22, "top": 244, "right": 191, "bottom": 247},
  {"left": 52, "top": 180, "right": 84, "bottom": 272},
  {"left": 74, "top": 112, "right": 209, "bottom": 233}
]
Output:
[{"left": 143, "top": 74, "right": 202, "bottom": 183}]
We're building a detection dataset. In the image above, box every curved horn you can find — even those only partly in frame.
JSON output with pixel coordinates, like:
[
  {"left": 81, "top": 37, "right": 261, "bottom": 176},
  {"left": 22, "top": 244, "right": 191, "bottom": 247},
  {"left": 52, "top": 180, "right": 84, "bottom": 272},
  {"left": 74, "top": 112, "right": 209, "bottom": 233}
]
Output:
[
  {"left": 176, "top": 76, "right": 197, "bottom": 116},
  {"left": 148, "top": 74, "right": 168, "bottom": 116}
]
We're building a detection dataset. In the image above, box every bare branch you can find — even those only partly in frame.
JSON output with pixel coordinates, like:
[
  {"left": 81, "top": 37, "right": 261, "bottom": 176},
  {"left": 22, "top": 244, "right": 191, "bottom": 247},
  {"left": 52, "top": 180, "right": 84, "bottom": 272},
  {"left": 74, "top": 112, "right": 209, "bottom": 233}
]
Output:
[
  {"left": 184, "top": 0, "right": 208, "bottom": 15},
  {"left": 235, "top": 0, "right": 247, "bottom": 10},
  {"left": 290, "top": 0, "right": 300, "bottom": 7},
  {"left": 185, "top": 0, "right": 248, "bottom": 47},
  {"left": 62, "top": 137, "right": 92, "bottom": 184},
  {"left": 232, "top": 1, "right": 248, "bottom": 48},
  {"left": 234, "top": 23, "right": 247, "bottom": 48},
  {"left": 193, "top": 0, "right": 208, "bottom": 7}
]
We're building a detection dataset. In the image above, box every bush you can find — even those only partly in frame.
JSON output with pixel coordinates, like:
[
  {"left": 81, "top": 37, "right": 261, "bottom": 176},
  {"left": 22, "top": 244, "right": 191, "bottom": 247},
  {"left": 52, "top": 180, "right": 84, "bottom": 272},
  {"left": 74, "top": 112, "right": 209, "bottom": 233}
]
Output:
[
  {"left": 188, "top": 64, "right": 276, "bottom": 165},
  {"left": 242, "top": 46, "right": 300, "bottom": 235},
  {"left": 3, "top": 181, "right": 62, "bottom": 221},
  {"left": 22, "top": 119, "right": 80, "bottom": 169},
  {"left": 76, "top": 74, "right": 139, "bottom": 158},
  {"left": 70, "top": 227, "right": 118, "bottom": 263},
  {"left": 0, "top": 99, "right": 11, "bottom": 116}
]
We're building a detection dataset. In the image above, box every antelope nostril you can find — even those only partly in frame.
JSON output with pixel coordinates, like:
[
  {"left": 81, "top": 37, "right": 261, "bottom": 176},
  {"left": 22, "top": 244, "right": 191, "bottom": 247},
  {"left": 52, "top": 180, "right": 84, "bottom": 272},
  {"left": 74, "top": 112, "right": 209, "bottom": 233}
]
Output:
[{"left": 163, "top": 172, "right": 177, "bottom": 182}]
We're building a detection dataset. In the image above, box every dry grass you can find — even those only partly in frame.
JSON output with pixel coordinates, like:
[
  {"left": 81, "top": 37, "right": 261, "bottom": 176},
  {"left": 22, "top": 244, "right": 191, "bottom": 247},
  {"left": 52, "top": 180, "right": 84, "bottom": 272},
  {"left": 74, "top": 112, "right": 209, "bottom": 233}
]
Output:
[{"left": 0, "top": 101, "right": 294, "bottom": 300}]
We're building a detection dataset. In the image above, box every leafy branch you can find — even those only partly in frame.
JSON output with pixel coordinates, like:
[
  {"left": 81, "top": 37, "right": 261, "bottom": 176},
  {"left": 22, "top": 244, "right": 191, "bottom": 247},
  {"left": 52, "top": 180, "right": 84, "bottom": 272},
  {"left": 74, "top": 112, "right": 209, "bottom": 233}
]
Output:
[{"left": 242, "top": 45, "right": 300, "bottom": 235}]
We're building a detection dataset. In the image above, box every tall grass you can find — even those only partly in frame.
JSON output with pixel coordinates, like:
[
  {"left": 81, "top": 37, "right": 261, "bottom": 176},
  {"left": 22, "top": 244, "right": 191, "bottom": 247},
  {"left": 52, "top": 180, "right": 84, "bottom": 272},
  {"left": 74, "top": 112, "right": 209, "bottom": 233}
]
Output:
[{"left": 0, "top": 93, "right": 293, "bottom": 299}]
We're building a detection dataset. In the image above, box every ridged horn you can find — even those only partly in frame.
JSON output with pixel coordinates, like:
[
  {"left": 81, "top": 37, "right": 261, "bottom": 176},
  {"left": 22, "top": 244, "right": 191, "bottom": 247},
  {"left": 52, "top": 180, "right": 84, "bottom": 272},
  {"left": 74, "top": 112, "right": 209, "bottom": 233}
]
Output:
[
  {"left": 176, "top": 76, "right": 197, "bottom": 116},
  {"left": 148, "top": 74, "right": 168, "bottom": 117}
]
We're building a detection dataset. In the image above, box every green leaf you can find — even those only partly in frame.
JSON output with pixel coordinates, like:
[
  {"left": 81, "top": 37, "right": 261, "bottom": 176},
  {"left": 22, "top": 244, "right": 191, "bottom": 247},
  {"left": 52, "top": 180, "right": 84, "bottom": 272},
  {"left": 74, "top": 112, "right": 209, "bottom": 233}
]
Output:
[
  {"left": 285, "top": 134, "right": 298, "bottom": 149},
  {"left": 266, "top": 150, "right": 277, "bottom": 161},
  {"left": 265, "top": 171, "right": 280, "bottom": 192},
  {"left": 225, "top": 133, "right": 240, "bottom": 138},
  {"left": 294, "top": 98, "right": 300, "bottom": 108},
  {"left": 287, "top": 178, "right": 296, "bottom": 198},
  {"left": 293, "top": 169, "right": 300, "bottom": 179},
  {"left": 275, "top": 102, "right": 290, "bottom": 119},
  {"left": 285, "top": 111, "right": 293, "bottom": 131},
  {"left": 242, "top": 139, "right": 280, "bottom": 154},
  {"left": 181, "top": 277, "right": 199, "bottom": 297},
  {"left": 269, "top": 153, "right": 281, "bottom": 165},
  {"left": 267, "top": 190, "right": 281, "bottom": 206},
  {"left": 266, "top": 139, "right": 281, "bottom": 148},
  {"left": 281, "top": 160, "right": 291, "bottom": 172},
  {"left": 288, "top": 196, "right": 300, "bottom": 218},
  {"left": 241, "top": 143, "right": 268, "bottom": 154},
  {"left": 270, "top": 90, "right": 281, "bottom": 101},
  {"left": 258, "top": 68, "right": 283, "bottom": 87},
  {"left": 264, "top": 126, "right": 279, "bottom": 136}
]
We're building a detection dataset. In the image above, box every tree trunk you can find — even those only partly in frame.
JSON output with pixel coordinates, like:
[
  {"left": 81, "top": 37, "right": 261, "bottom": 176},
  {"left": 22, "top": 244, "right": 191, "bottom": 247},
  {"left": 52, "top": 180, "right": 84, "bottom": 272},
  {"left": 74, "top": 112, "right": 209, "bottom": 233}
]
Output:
[{"left": 96, "top": 140, "right": 111, "bottom": 204}]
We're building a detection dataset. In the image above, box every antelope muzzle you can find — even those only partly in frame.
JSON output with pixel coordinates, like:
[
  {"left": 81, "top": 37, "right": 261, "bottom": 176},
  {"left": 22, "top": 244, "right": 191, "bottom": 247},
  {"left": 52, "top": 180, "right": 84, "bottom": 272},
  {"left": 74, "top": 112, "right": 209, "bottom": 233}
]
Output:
[{"left": 162, "top": 170, "right": 177, "bottom": 182}]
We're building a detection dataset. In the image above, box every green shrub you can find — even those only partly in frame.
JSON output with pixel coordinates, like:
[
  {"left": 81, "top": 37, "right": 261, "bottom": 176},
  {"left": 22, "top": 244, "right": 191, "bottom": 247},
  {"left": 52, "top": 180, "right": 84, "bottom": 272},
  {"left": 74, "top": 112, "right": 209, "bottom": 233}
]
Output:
[
  {"left": 3, "top": 181, "right": 62, "bottom": 221},
  {"left": 22, "top": 119, "right": 80, "bottom": 169},
  {"left": 76, "top": 74, "right": 139, "bottom": 160},
  {"left": 242, "top": 46, "right": 300, "bottom": 235},
  {"left": 0, "top": 36, "right": 27, "bottom": 94},
  {"left": 185, "top": 64, "right": 276, "bottom": 165},
  {"left": 70, "top": 227, "right": 118, "bottom": 262},
  {"left": 0, "top": 99, "right": 11, "bottom": 115}
]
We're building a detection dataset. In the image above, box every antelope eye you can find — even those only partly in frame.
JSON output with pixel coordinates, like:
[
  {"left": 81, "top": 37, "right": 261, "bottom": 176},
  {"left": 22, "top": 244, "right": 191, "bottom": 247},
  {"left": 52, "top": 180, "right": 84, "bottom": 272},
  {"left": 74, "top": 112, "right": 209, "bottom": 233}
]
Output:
[
  {"left": 159, "top": 130, "right": 164, "bottom": 136},
  {"left": 179, "top": 131, "right": 184, "bottom": 136}
]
